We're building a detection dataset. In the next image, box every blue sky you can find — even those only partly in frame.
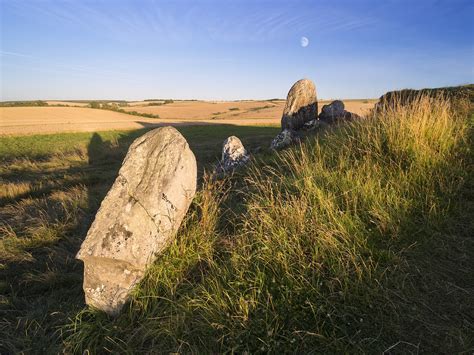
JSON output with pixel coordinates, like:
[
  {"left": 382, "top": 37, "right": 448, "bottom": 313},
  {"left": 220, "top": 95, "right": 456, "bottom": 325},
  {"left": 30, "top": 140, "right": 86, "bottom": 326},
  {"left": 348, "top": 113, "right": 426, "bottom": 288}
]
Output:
[{"left": 1, "top": 0, "right": 473, "bottom": 100}]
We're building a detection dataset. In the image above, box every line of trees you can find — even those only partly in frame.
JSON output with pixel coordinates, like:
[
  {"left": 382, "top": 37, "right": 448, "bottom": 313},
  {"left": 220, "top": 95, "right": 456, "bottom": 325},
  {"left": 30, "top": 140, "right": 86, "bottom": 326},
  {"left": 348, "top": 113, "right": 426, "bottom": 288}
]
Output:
[
  {"left": 0, "top": 100, "right": 49, "bottom": 107},
  {"left": 147, "top": 99, "right": 174, "bottom": 106},
  {"left": 88, "top": 102, "right": 160, "bottom": 119}
]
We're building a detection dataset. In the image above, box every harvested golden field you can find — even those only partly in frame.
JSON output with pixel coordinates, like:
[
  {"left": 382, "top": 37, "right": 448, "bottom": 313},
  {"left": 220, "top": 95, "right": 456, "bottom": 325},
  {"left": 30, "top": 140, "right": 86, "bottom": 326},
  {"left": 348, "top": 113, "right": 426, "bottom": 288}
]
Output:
[
  {"left": 0, "top": 107, "right": 153, "bottom": 135},
  {"left": 45, "top": 101, "right": 90, "bottom": 107},
  {"left": 0, "top": 99, "right": 376, "bottom": 135},
  {"left": 123, "top": 99, "right": 376, "bottom": 120},
  {"left": 122, "top": 100, "right": 286, "bottom": 119},
  {"left": 0, "top": 106, "right": 277, "bottom": 135}
]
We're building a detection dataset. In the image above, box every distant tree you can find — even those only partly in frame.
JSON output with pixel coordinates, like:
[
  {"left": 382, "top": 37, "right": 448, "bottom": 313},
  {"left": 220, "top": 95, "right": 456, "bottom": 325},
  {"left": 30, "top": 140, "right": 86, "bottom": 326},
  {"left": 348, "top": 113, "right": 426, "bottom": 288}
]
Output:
[{"left": 0, "top": 100, "right": 48, "bottom": 107}]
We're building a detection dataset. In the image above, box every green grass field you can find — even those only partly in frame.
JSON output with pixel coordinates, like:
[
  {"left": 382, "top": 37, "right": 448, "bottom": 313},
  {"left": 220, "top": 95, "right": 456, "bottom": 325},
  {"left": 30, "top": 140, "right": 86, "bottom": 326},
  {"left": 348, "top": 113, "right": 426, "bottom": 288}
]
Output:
[{"left": 1, "top": 97, "right": 473, "bottom": 353}]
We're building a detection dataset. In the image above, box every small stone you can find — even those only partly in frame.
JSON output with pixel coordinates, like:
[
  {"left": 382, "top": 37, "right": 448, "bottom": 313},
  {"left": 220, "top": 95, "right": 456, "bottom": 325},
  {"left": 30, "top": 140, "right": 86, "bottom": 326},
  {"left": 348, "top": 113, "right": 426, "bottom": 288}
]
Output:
[
  {"left": 318, "top": 100, "right": 362, "bottom": 123},
  {"left": 319, "top": 100, "right": 345, "bottom": 122},
  {"left": 217, "top": 136, "right": 250, "bottom": 173},
  {"left": 270, "top": 129, "right": 300, "bottom": 150},
  {"left": 302, "top": 119, "right": 327, "bottom": 131},
  {"left": 343, "top": 110, "right": 361, "bottom": 120}
]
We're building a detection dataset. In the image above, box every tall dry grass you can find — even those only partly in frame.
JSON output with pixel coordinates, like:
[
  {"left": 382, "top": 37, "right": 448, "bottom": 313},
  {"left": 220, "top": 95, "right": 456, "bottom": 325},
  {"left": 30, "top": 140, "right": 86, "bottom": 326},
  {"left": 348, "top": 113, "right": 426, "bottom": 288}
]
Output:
[{"left": 63, "top": 94, "right": 472, "bottom": 353}]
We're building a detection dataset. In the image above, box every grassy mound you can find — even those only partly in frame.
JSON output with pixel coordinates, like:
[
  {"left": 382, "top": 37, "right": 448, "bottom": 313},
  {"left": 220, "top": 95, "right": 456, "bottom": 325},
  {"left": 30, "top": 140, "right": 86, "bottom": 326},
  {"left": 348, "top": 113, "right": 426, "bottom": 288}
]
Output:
[
  {"left": 376, "top": 84, "right": 474, "bottom": 111},
  {"left": 63, "top": 95, "right": 472, "bottom": 353}
]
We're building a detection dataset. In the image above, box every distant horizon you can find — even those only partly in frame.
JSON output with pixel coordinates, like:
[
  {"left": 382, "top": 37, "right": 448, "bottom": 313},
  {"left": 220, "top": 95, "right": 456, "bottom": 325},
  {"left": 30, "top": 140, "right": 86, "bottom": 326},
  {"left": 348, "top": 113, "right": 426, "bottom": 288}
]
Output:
[
  {"left": 2, "top": 96, "right": 381, "bottom": 102},
  {"left": 2, "top": 81, "right": 472, "bottom": 103},
  {"left": 2, "top": 0, "right": 473, "bottom": 101}
]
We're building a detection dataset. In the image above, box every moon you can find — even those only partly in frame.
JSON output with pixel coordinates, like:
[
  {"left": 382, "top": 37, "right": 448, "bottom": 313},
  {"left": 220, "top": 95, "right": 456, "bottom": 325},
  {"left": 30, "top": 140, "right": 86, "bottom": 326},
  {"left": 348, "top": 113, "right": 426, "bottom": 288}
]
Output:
[{"left": 300, "top": 36, "right": 309, "bottom": 48}]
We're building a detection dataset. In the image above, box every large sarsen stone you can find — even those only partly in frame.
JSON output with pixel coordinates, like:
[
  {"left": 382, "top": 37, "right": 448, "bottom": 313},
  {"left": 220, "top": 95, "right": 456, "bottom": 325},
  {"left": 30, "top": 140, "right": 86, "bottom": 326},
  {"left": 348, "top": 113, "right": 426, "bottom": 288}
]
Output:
[
  {"left": 281, "top": 79, "right": 318, "bottom": 130},
  {"left": 77, "top": 126, "right": 197, "bottom": 315}
]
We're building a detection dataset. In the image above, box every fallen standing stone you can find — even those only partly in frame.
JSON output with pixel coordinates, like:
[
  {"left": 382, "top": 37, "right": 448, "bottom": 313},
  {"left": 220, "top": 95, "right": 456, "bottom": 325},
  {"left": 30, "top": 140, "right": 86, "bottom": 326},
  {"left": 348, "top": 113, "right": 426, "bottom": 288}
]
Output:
[{"left": 76, "top": 126, "right": 197, "bottom": 315}]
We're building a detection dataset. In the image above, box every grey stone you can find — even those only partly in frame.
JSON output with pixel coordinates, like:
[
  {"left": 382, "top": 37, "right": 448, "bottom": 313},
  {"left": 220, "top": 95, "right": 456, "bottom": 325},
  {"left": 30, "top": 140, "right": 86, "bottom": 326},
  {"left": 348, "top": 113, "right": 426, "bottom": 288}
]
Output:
[
  {"left": 302, "top": 119, "right": 327, "bottom": 131},
  {"left": 319, "top": 100, "right": 345, "bottom": 122},
  {"left": 281, "top": 79, "right": 318, "bottom": 130},
  {"left": 343, "top": 111, "right": 361, "bottom": 120},
  {"left": 217, "top": 136, "right": 250, "bottom": 173},
  {"left": 319, "top": 100, "right": 362, "bottom": 123},
  {"left": 270, "top": 129, "right": 300, "bottom": 150},
  {"left": 77, "top": 126, "right": 197, "bottom": 315}
]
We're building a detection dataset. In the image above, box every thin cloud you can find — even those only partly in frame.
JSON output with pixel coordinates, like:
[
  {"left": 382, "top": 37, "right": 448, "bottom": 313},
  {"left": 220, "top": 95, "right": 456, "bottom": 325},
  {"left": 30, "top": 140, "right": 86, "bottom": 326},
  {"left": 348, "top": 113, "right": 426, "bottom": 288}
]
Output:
[
  {"left": 4, "top": 1, "right": 378, "bottom": 44},
  {"left": 0, "top": 51, "right": 32, "bottom": 58}
]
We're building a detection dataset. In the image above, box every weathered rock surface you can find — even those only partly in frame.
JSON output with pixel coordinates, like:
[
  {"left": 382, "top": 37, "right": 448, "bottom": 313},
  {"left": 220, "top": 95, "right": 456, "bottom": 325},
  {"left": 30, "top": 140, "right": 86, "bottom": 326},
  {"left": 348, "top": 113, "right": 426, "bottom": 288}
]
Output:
[
  {"left": 217, "top": 136, "right": 250, "bottom": 173},
  {"left": 281, "top": 79, "right": 318, "bottom": 130},
  {"left": 302, "top": 119, "right": 327, "bottom": 131},
  {"left": 270, "top": 129, "right": 300, "bottom": 150},
  {"left": 318, "top": 100, "right": 345, "bottom": 122},
  {"left": 319, "top": 100, "right": 361, "bottom": 122},
  {"left": 77, "top": 126, "right": 197, "bottom": 315},
  {"left": 343, "top": 111, "right": 361, "bottom": 120}
]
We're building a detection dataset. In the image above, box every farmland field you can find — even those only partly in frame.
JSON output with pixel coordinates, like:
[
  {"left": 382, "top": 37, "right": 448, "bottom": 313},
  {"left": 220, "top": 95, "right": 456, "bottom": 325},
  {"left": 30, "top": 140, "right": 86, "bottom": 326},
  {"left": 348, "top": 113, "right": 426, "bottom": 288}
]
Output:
[
  {"left": 120, "top": 99, "right": 375, "bottom": 120},
  {"left": 45, "top": 101, "right": 89, "bottom": 107},
  {"left": 0, "top": 99, "right": 376, "bottom": 136}
]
